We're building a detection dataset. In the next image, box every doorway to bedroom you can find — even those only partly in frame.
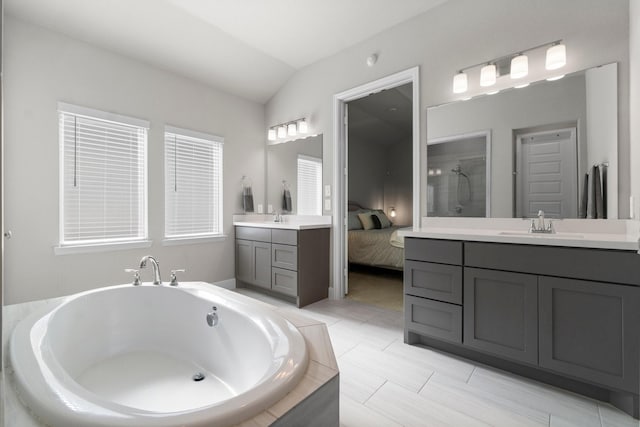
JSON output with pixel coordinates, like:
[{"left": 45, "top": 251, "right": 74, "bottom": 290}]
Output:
[{"left": 344, "top": 82, "right": 414, "bottom": 311}]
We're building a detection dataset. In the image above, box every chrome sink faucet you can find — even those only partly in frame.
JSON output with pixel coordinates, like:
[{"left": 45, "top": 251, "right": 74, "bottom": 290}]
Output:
[
  {"left": 273, "top": 211, "right": 282, "bottom": 223},
  {"left": 529, "top": 210, "right": 555, "bottom": 234},
  {"left": 139, "top": 255, "right": 162, "bottom": 285}
]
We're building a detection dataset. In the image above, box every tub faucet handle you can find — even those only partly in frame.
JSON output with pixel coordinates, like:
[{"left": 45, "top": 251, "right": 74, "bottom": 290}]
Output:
[
  {"left": 169, "top": 269, "right": 185, "bottom": 287},
  {"left": 124, "top": 268, "right": 141, "bottom": 286}
]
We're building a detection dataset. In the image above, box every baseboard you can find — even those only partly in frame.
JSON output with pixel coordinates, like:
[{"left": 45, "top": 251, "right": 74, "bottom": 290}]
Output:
[{"left": 213, "top": 278, "right": 236, "bottom": 289}]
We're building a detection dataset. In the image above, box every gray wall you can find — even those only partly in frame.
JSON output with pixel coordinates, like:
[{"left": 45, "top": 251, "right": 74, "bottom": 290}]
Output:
[
  {"left": 265, "top": 0, "right": 631, "bottom": 221},
  {"left": 3, "top": 16, "right": 266, "bottom": 304}
]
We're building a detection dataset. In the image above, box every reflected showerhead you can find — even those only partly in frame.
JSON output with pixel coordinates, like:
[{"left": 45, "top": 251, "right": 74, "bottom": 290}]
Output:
[{"left": 451, "top": 165, "right": 468, "bottom": 178}]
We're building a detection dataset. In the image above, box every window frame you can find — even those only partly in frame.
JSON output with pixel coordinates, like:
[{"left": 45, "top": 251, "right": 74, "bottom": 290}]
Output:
[
  {"left": 163, "top": 125, "right": 225, "bottom": 243},
  {"left": 56, "top": 102, "right": 150, "bottom": 254}
]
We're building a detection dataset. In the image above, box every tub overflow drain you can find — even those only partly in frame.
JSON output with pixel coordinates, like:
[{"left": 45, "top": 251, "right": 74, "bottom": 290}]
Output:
[{"left": 192, "top": 373, "right": 205, "bottom": 382}]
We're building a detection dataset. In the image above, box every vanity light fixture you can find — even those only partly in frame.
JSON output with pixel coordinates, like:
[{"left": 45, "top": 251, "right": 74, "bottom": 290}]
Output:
[
  {"left": 480, "top": 64, "right": 497, "bottom": 87},
  {"left": 268, "top": 118, "right": 309, "bottom": 142},
  {"left": 510, "top": 54, "right": 528, "bottom": 79},
  {"left": 545, "top": 42, "right": 566, "bottom": 70},
  {"left": 298, "top": 119, "right": 308, "bottom": 134},
  {"left": 451, "top": 40, "right": 566, "bottom": 94},
  {"left": 452, "top": 72, "right": 468, "bottom": 94}
]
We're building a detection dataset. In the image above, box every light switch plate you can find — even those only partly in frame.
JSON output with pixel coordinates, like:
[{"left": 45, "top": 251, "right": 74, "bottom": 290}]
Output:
[
  {"left": 324, "top": 198, "right": 331, "bottom": 211},
  {"left": 257, "top": 204, "right": 263, "bottom": 213},
  {"left": 268, "top": 204, "right": 273, "bottom": 213},
  {"left": 324, "top": 184, "right": 331, "bottom": 197}
]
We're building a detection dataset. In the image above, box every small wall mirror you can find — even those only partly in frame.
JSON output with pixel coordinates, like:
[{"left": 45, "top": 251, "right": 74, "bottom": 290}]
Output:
[
  {"left": 427, "top": 62, "right": 618, "bottom": 219},
  {"left": 266, "top": 134, "right": 323, "bottom": 215}
]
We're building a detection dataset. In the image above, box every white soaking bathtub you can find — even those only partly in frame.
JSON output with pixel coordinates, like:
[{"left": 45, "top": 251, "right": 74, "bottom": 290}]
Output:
[{"left": 9, "top": 282, "right": 309, "bottom": 427}]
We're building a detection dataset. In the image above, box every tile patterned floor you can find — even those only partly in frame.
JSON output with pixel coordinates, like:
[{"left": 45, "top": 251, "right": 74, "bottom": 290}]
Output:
[{"left": 234, "top": 289, "right": 639, "bottom": 427}]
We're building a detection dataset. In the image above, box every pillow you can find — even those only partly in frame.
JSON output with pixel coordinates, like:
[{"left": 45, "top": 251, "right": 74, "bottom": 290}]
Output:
[
  {"left": 347, "top": 211, "right": 364, "bottom": 230},
  {"left": 372, "top": 210, "right": 392, "bottom": 228},
  {"left": 370, "top": 214, "right": 382, "bottom": 229},
  {"left": 357, "top": 212, "right": 376, "bottom": 230}
]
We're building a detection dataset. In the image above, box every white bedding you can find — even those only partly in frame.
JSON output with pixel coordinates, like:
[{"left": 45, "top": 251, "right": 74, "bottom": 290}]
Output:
[{"left": 348, "top": 226, "right": 405, "bottom": 269}]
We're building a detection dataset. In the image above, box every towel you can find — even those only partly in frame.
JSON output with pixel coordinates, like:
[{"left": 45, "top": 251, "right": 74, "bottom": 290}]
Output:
[
  {"left": 579, "top": 173, "right": 588, "bottom": 218},
  {"left": 282, "top": 189, "right": 292, "bottom": 212},
  {"left": 594, "top": 165, "right": 604, "bottom": 219},
  {"left": 243, "top": 186, "right": 254, "bottom": 212}
]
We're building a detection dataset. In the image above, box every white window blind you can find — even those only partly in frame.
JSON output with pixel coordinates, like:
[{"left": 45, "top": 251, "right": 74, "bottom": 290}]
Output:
[
  {"left": 59, "top": 104, "right": 148, "bottom": 246},
  {"left": 165, "top": 126, "right": 223, "bottom": 239},
  {"left": 297, "top": 155, "right": 322, "bottom": 215}
]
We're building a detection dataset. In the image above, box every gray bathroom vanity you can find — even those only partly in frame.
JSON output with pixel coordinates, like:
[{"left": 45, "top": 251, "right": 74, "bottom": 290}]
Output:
[
  {"left": 234, "top": 220, "right": 330, "bottom": 307},
  {"left": 402, "top": 226, "right": 640, "bottom": 418}
]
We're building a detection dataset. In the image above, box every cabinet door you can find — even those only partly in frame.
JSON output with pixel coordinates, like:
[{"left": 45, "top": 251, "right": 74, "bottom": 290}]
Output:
[
  {"left": 464, "top": 268, "right": 538, "bottom": 365},
  {"left": 539, "top": 276, "right": 640, "bottom": 392},
  {"left": 272, "top": 267, "right": 298, "bottom": 297},
  {"left": 405, "top": 260, "right": 462, "bottom": 304},
  {"left": 253, "top": 241, "right": 272, "bottom": 289},
  {"left": 236, "top": 239, "right": 254, "bottom": 283}
]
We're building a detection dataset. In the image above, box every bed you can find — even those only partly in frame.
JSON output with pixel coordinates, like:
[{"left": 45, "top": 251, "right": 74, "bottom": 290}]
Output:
[{"left": 347, "top": 202, "right": 405, "bottom": 270}]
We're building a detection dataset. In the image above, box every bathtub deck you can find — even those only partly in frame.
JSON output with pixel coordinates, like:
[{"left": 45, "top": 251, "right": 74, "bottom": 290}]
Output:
[{"left": 2, "top": 288, "right": 340, "bottom": 427}]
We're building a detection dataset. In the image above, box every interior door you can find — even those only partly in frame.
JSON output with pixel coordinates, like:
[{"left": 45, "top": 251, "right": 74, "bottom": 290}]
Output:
[
  {"left": 343, "top": 103, "right": 349, "bottom": 295},
  {"left": 516, "top": 128, "right": 577, "bottom": 218}
]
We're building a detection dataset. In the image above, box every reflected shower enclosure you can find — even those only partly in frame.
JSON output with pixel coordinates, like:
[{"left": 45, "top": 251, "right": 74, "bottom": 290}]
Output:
[{"left": 427, "top": 132, "right": 490, "bottom": 217}]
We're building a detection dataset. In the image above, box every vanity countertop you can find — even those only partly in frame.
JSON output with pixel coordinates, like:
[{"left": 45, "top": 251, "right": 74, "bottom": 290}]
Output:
[
  {"left": 233, "top": 221, "right": 331, "bottom": 230},
  {"left": 233, "top": 214, "right": 331, "bottom": 230},
  {"left": 399, "top": 218, "right": 640, "bottom": 251}
]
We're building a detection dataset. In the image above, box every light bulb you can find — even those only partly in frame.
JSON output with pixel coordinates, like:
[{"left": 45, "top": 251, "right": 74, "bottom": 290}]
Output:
[
  {"left": 267, "top": 128, "right": 276, "bottom": 141},
  {"left": 452, "top": 72, "right": 468, "bottom": 94},
  {"left": 287, "top": 123, "right": 297, "bottom": 136},
  {"left": 510, "top": 54, "right": 528, "bottom": 79},
  {"left": 298, "top": 120, "right": 308, "bottom": 134},
  {"left": 277, "top": 126, "right": 287, "bottom": 139},
  {"left": 390, "top": 208, "right": 396, "bottom": 218},
  {"left": 480, "top": 64, "right": 496, "bottom": 87},
  {"left": 546, "top": 43, "right": 566, "bottom": 70}
]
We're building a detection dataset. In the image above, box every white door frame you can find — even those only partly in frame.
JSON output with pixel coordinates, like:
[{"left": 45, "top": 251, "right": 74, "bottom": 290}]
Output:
[{"left": 331, "top": 67, "right": 420, "bottom": 300}]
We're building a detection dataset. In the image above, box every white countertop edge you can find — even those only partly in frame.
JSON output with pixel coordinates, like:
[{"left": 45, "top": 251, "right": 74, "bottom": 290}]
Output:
[
  {"left": 233, "top": 221, "right": 331, "bottom": 230},
  {"left": 399, "top": 228, "right": 639, "bottom": 251}
]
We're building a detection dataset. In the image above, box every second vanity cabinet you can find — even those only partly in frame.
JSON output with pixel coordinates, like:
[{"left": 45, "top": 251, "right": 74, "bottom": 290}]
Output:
[
  {"left": 405, "top": 237, "right": 640, "bottom": 418},
  {"left": 236, "top": 225, "right": 329, "bottom": 307}
]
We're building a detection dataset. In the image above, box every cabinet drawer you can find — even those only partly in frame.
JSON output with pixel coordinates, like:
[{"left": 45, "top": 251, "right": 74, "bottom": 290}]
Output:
[
  {"left": 272, "top": 244, "right": 298, "bottom": 270},
  {"left": 405, "top": 260, "right": 462, "bottom": 304},
  {"left": 236, "top": 226, "right": 271, "bottom": 243},
  {"left": 272, "top": 267, "right": 298, "bottom": 297},
  {"left": 465, "top": 242, "right": 640, "bottom": 286},
  {"left": 405, "top": 295, "right": 462, "bottom": 343},
  {"left": 405, "top": 238, "right": 462, "bottom": 265},
  {"left": 272, "top": 229, "right": 298, "bottom": 245}
]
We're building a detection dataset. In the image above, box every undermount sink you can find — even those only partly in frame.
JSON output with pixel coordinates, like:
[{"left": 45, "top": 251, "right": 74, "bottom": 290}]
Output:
[{"left": 498, "top": 231, "right": 585, "bottom": 239}]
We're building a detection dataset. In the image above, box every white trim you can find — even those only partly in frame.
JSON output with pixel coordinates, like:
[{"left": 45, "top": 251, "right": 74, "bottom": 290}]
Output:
[
  {"left": 332, "top": 67, "right": 420, "bottom": 300},
  {"left": 213, "top": 278, "right": 236, "bottom": 290},
  {"left": 162, "top": 235, "right": 227, "bottom": 246},
  {"left": 165, "top": 125, "right": 224, "bottom": 144},
  {"left": 54, "top": 240, "right": 152, "bottom": 255},
  {"left": 427, "top": 130, "right": 492, "bottom": 217},
  {"left": 57, "top": 102, "right": 150, "bottom": 129}
]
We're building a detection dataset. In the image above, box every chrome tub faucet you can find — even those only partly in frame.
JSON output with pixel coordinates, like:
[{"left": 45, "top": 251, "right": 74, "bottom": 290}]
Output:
[{"left": 139, "top": 255, "right": 162, "bottom": 285}]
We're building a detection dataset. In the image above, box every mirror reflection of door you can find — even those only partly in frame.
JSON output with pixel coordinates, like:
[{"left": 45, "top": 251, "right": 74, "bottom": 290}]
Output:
[{"left": 515, "top": 128, "right": 578, "bottom": 218}]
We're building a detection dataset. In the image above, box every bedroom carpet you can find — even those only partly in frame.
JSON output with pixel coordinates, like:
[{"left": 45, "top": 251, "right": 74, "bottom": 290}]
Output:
[{"left": 346, "top": 268, "right": 403, "bottom": 311}]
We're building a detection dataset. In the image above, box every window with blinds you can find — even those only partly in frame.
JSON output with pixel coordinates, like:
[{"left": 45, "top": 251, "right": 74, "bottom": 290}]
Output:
[
  {"left": 165, "top": 126, "right": 223, "bottom": 239},
  {"left": 297, "top": 155, "right": 322, "bottom": 215},
  {"left": 59, "top": 103, "right": 148, "bottom": 246}
]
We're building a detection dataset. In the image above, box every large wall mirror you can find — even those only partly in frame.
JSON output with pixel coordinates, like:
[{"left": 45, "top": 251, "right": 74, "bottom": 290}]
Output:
[
  {"left": 427, "top": 62, "right": 618, "bottom": 219},
  {"left": 266, "top": 134, "right": 323, "bottom": 215}
]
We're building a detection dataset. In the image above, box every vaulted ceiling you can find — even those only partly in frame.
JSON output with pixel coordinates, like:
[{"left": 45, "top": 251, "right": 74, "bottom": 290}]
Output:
[{"left": 5, "top": 0, "right": 448, "bottom": 103}]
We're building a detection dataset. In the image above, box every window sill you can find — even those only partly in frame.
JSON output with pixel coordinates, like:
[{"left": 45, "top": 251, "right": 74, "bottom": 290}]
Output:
[
  {"left": 54, "top": 240, "right": 153, "bottom": 255},
  {"left": 162, "top": 235, "right": 227, "bottom": 246}
]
